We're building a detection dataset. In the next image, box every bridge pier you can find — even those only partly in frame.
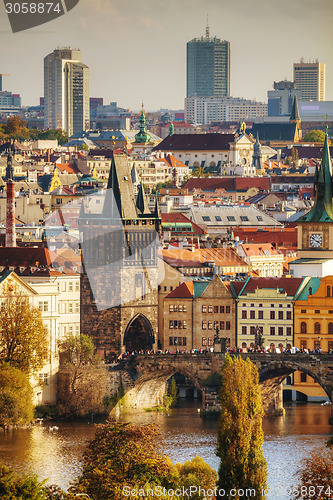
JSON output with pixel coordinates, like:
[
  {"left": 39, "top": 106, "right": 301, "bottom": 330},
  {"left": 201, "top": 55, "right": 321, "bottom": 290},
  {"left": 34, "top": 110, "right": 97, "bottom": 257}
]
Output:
[{"left": 260, "top": 379, "right": 285, "bottom": 417}]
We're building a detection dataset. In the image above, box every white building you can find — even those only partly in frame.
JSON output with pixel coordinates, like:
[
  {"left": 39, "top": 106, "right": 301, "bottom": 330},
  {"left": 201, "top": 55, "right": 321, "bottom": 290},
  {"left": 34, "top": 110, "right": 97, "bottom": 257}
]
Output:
[{"left": 185, "top": 96, "right": 267, "bottom": 125}]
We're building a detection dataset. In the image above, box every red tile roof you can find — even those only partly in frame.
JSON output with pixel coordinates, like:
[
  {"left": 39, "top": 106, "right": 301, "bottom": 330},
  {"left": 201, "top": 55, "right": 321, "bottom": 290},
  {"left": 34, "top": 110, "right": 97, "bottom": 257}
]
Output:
[
  {"left": 241, "top": 277, "right": 304, "bottom": 296},
  {"left": 161, "top": 213, "right": 207, "bottom": 235},
  {"left": 56, "top": 163, "right": 80, "bottom": 174},
  {"left": 183, "top": 177, "right": 235, "bottom": 192},
  {"left": 166, "top": 282, "right": 194, "bottom": 298}
]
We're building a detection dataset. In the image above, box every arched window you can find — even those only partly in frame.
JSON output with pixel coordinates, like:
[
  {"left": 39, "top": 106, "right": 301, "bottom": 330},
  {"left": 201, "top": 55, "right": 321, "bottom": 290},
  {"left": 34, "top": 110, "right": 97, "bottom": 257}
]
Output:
[
  {"left": 301, "top": 322, "right": 307, "bottom": 334},
  {"left": 328, "top": 322, "right": 333, "bottom": 334},
  {"left": 314, "top": 322, "right": 321, "bottom": 335},
  {"left": 327, "top": 286, "right": 331, "bottom": 297}
]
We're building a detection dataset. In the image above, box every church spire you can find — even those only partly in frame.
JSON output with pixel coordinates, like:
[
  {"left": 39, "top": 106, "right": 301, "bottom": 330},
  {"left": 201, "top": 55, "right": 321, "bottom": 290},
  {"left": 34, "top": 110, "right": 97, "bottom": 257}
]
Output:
[
  {"left": 290, "top": 95, "right": 301, "bottom": 123},
  {"left": 136, "top": 180, "right": 150, "bottom": 215},
  {"left": 169, "top": 121, "right": 174, "bottom": 136},
  {"left": 300, "top": 129, "right": 333, "bottom": 222},
  {"left": 134, "top": 104, "right": 151, "bottom": 144}
]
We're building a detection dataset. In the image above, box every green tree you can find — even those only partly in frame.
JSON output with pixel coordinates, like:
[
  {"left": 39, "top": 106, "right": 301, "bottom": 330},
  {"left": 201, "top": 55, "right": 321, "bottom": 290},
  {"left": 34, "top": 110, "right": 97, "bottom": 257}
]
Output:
[
  {"left": 294, "top": 447, "right": 333, "bottom": 500},
  {"left": 164, "top": 377, "right": 179, "bottom": 409},
  {"left": 192, "top": 166, "right": 205, "bottom": 178},
  {"left": 37, "top": 128, "right": 69, "bottom": 145},
  {"left": 216, "top": 355, "right": 267, "bottom": 499},
  {"left": 57, "top": 334, "right": 109, "bottom": 416},
  {"left": 71, "top": 421, "right": 177, "bottom": 500},
  {"left": 302, "top": 130, "right": 326, "bottom": 142},
  {"left": 0, "top": 462, "right": 46, "bottom": 499},
  {"left": 0, "top": 364, "right": 34, "bottom": 428},
  {"left": 0, "top": 293, "right": 49, "bottom": 374}
]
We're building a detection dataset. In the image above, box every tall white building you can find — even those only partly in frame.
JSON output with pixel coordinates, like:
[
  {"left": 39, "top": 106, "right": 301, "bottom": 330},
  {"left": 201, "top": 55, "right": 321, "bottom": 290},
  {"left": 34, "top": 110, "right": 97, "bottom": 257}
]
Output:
[
  {"left": 185, "top": 96, "right": 267, "bottom": 125},
  {"left": 44, "top": 48, "right": 90, "bottom": 136},
  {"left": 293, "top": 60, "right": 325, "bottom": 101}
]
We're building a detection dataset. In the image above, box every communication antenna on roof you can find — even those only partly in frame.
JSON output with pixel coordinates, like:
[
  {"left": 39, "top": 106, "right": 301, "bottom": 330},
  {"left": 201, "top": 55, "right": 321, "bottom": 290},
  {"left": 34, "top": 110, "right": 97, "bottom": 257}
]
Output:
[{"left": 206, "top": 13, "right": 209, "bottom": 39}]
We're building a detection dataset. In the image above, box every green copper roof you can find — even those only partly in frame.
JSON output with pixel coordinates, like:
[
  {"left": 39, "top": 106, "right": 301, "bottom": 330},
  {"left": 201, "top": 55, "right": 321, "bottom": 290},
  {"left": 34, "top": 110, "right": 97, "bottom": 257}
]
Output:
[
  {"left": 193, "top": 281, "right": 209, "bottom": 298},
  {"left": 135, "top": 108, "right": 151, "bottom": 143},
  {"left": 295, "top": 277, "right": 321, "bottom": 301},
  {"left": 298, "top": 131, "right": 333, "bottom": 222},
  {"left": 169, "top": 122, "right": 174, "bottom": 136}
]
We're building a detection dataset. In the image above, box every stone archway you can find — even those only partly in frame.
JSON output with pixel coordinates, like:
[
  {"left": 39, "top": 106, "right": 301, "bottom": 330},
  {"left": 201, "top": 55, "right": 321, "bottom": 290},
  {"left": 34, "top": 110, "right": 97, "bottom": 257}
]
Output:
[{"left": 123, "top": 314, "right": 154, "bottom": 352}]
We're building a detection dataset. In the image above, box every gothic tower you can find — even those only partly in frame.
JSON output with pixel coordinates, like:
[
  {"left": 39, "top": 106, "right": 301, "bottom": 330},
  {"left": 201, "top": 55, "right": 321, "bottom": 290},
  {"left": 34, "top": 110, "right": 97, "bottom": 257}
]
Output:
[{"left": 79, "top": 153, "right": 161, "bottom": 360}]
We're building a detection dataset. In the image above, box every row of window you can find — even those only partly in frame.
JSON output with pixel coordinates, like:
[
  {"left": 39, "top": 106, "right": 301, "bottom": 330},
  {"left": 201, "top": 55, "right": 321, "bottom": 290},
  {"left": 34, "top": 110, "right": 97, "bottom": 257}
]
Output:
[
  {"left": 300, "top": 322, "right": 333, "bottom": 334},
  {"left": 57, "top": 281, "right": 80, "bottom": 293},
  {"left": 241, "top": 310, "right": 292, "bottom": 320},
  {"left": 169, "top": 320, "right": 187, "bottom": 329},
  {"left": 241, "top": 326, "right": 292, "bottom": 336},
  {"left": 202, "top": 305, "right": 231, "bottom": 313},
  {"left": 169, "top": 304, "right": 186, "bottom": 312},
  {"left": 301, "top": 309, "right": 333, "bottom": 314},
  {"left": 58, "top": 301, "right": 80, "bottom": 314},
  {"left": 242, "top": 303, "right": 291, "bottom": 308},
  {"left": 300, "top": 340, "right": 333, "bottom": 350},
  {"left": 203, "top": 321, "right": 230, "bottom": 330}
]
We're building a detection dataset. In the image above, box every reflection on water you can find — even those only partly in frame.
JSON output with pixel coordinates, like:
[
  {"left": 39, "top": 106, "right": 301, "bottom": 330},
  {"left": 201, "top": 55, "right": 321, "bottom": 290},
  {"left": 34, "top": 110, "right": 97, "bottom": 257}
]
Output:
[{"left": 0, "top": 403, "right": 331, "bottom": 495}]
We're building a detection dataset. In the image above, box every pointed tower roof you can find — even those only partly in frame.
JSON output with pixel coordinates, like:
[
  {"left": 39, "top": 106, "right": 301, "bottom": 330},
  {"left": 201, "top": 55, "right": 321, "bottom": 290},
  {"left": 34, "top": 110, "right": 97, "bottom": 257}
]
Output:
[
  {"left": 299, "top": 130, "right": 333, "bottom": 222},
  {"left": 169, "top": 122, "right": 174, "bottom": 136},
  {"left": 136, "top": 180, "right": 151, "bottom": 215},
  {"left": 134, "top": 104, "right": 151, "bottom": 144},
  {"left": 103, "top": 154, "right": 137, "bottom": 219},
  {"left": 290, "top": 96, "right": 301, "bottom": 123}
]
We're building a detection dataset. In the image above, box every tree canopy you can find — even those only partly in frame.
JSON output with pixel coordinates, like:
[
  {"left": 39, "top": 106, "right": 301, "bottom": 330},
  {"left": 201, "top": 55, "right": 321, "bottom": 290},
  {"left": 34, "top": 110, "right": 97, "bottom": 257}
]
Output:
[
  {"left": 0, "top": 364, "right": 34, "bottom": 428},
  {"left": 216, "top": 355, "right": 267, "bottom": 499},
  {"left": 302, "top": 130, "right": 326, "bottom": 142},
  {"left": 0, "top": 462, "right": 45, "bottom": 500},
  {"left": 0, "top": 293, "right": 49, "bottom": 374},
  {"left": 57, "top": 334, "right": 109, "bottom": 416},
  {"left": 0, "top": 117, "right": 68, "bottom": 144},
  {"left": 294, "top": 447, "right": 333, "bottom": 500}
]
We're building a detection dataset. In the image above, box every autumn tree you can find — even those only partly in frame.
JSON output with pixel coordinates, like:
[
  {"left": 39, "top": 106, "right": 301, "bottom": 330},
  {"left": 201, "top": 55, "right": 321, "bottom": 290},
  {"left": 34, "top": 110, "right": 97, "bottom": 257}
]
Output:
[
  {"left": 176, "top": 456, "right": 217, "bottom": 500},
  {"left": 3, "top": 116, "right": 30, "bottom": 139},
  {"left": 0, "top": 364, "right": 34, "bottom": 428},
  {"left": 71, "top": 421, "right": 176, "bottom": 499},
  {"left": 216, "top": 355, "right": 267, "bottom": 499},
  {"left": 0, "top": 462, "right": 46, "bottom": 500},
  {"left": 0, "top": 293, "right": 49, "bottom": 374},
  {"left": 57, "top": 334, "right": 109, "bottom": 416},
  {"left": 302, "top": 130, "right": 326, "bottom": 143},
  {"left": 294, "top": 447, "right": 333, "bottom": 500}
]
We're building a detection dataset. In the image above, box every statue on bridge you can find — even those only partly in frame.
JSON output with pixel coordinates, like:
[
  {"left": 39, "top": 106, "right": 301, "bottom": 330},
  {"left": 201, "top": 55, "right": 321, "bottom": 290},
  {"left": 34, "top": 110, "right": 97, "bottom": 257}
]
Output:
[
  {"left": 214, "top": 327, "right": 227, "bottom": 353},
  {"left": 254, "top": 325, "right": 264, "bottom": 352}
]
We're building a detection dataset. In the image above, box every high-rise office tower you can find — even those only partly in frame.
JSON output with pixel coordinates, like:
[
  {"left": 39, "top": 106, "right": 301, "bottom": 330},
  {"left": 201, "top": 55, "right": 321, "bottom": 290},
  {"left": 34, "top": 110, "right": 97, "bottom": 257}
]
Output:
[
  {"left": 186, "top": 23, "right": 230, "bottom": 98},
  {"left": 44, "top": 48, "right": 90, "bottom": 136},
  {"left": 293, "top": 60, "right": 325, "bottom": 101}
]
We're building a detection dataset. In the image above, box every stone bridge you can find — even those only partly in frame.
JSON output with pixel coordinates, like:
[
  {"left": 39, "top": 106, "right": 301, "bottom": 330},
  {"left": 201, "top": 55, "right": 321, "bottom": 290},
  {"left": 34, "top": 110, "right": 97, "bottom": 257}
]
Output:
[{"left": 116, "top": 353, "right": 333, "bottom": 417}]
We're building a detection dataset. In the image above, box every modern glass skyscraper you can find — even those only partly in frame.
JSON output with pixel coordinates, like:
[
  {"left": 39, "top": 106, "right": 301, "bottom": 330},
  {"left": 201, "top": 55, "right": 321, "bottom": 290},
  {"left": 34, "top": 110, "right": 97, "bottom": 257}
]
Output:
[
  {"left": 44, "top": 48, "right": 90, "bottom": 136},
  {"left": 293, "top": 60, "right": 325, "bottom": 101},
  {"left": 186, "top": 27, "right": 230, "bottom": 99}
]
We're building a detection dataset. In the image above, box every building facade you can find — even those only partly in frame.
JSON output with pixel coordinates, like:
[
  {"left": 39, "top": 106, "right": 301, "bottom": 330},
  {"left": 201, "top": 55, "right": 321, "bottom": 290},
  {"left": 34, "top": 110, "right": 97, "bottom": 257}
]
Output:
[
  {"left": 44, "top": 48, "right": 90, "bottom": 136},
  {"left": 293, "top": 61, "right": 325, "bottom": 101},
  {"left": 187, "top": 28, "right": 230, "bottom": 99}
]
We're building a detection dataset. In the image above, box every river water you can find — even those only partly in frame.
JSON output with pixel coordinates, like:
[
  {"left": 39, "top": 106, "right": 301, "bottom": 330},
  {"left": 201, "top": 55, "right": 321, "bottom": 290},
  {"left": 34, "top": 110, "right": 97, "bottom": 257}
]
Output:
[{"left": 0, "top": 402, "right": 332, "bottom": 499}]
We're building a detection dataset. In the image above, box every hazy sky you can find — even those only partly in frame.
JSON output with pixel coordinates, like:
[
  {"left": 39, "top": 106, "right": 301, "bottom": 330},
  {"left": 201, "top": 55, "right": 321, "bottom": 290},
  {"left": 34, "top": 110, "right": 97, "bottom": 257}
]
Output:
[{"left": 0, "top": 0, "right": 332, "bottom": 111}]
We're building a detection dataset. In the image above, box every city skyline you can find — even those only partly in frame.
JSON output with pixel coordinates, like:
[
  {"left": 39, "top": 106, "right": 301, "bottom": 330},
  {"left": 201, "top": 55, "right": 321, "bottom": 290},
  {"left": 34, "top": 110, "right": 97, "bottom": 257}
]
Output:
[{"left": 0, "top": 0, "right": 332, "bottom": 111}]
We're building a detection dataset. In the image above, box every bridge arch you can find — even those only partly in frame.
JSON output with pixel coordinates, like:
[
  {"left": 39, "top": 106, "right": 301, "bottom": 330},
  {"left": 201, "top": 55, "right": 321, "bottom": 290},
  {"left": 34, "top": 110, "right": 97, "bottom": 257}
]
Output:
[{"left": 123, "top": 314, "right": 155, "bottom": 353}]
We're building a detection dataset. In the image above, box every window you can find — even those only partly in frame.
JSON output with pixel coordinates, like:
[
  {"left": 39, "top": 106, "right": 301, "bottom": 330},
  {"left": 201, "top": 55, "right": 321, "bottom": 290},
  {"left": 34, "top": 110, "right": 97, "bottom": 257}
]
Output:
[
  {"left": 68, "top": 325, "right": 73, "bottom": 334},
  {"left": 240, "top": 216, "right": 249, "bottom": 221},
  {"left": 314, "top": 340, "right": 320, "bottom": 350},
  {"left": 315, "top": 310, "right": 320, "bottom": 314},
  {"left": 278, "top": 311, "right": 283, "bottom": 320},
  {"left": 68, "top": 303, "right": 73, "bottom": 313},
  {"left": 208, "top": 338, "right": 213, "bottom": 346},
  {"left": 300, "top": 340, "right": 307, "bottom": 350},
  {"left": 178, "top": 305, "right": 183, "bottom": 312},
  {"left": 250, "top": 311, "right": 255, "bottom": 319},
  {"left": 208, "top": 305, "right": 213, "bottom": 313},
  {"left": 242, "top": 326, "right": 247, "bottom": 335},
  {"left": 328, "top": 341, "right": 333, "bottom": 351},
  {"left": 183, "top": 321, "right": 187, "bottom": 330},
  {"left": 169, "top": 337, "right": 174, "bottom": 346},
  {"left": 38, "top": 373, "right": 49, "bottom": 386},
  {"left": 301, "top": 322, "right": 307, "bottom": 334},
  {"left": 169, "top": 320, "right": 174, "bottom": 329},
  {"left": 242, "top": 310, "right": 247, "bottom": 319},
  {"left": 301, "top": 309, "right": 306, "bottom": 313},
  {"left": 328, "top": 323, "right": 333, "bottom": 334},
  {"left": 215, "top": 216, "right": 222, "bottom": 221},
  {"left": 270, "top": 311, "right": 275, "bottom": 320},
  {"left": 270, "top": 304, "right": 274, "bottom": 308},
  {"left": 220, "top": 306, "right": 225, "bottom": 313},
  {"left": 169, "top": 305, "right": 174, "bottom": 312},
  {"left": 202, "top": 338, "right": 207, "bottom": 346},
  {"left": 202, "top": 321, "right": 207, "bottom": 330},
  {"left": 258, "top": 310, "right": 263, "bottom": 319},
  {"left": 214, "top": 321, "right": 219, "bottom": 329},
  {"left": 279, "top": 304, "right": 283, "bottom": 308},
  {"left": 278, "top": 327, "right": 283, "bottom": 336},
  {"left": 202, "top": 216, "right": 211, "bottom": 222},
  {"left": 256, "top": 216, "right": 263, "bottom": 221},
  {"left": 226, "top": 306, "right": 230, "bottom": 313},
  {"left": 286, "top": 327, "right": 292, "bottom": 336},
  {"left": 314, "top": 322, "right": 321, "bottom": 334},
  {"left": 202, "top": 305, "right": 207, "bottom": 313},
  {"left": 214, "top": 305, "right": 219, "bottom": 313},
  {"left": 286, "top": 311, "right": 292, "bottom": 320},
  {"left": 208, "top": 321, "right": 213, "bottom": 330},
  {"left": 38, "top": 301, "right": 48, "bottom": 312},
  {"left": 300, "top": 373, "right": 307, "bottom": 383},
  {"left": 220, "top": 321, "right": 225, "bottom": 330},
  {"left": 327, "top": 286, "right": 331, "bottom": 297},
  {"left": 259, "top": 303, "right": 263, "bottom": 307},
  {"left": 226, "top": 321, "right": 230, "bottom": 330},
  {"left": 75, "top": 281, "right": 80, "bottom": 292},
  {"left": 250, "top": 326, "right": 256, "bottom": 335},
  {"left": 164, "top": 286, "right": 167, "bottom": 292},
  {"left": 183, "top": 305, "right": 187, "bottom": 312},
  {"left": 270, "top": 327, "right": 275, "bottom": 336},
  {"left": 68, "top": 282, "right": 73, "bottom": 292},
  {"left": 227, "top": 216, "right": 236, "bottom": 222},
  {"left": 183, "top": 337, "right": 187, "bottom": 346}
]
